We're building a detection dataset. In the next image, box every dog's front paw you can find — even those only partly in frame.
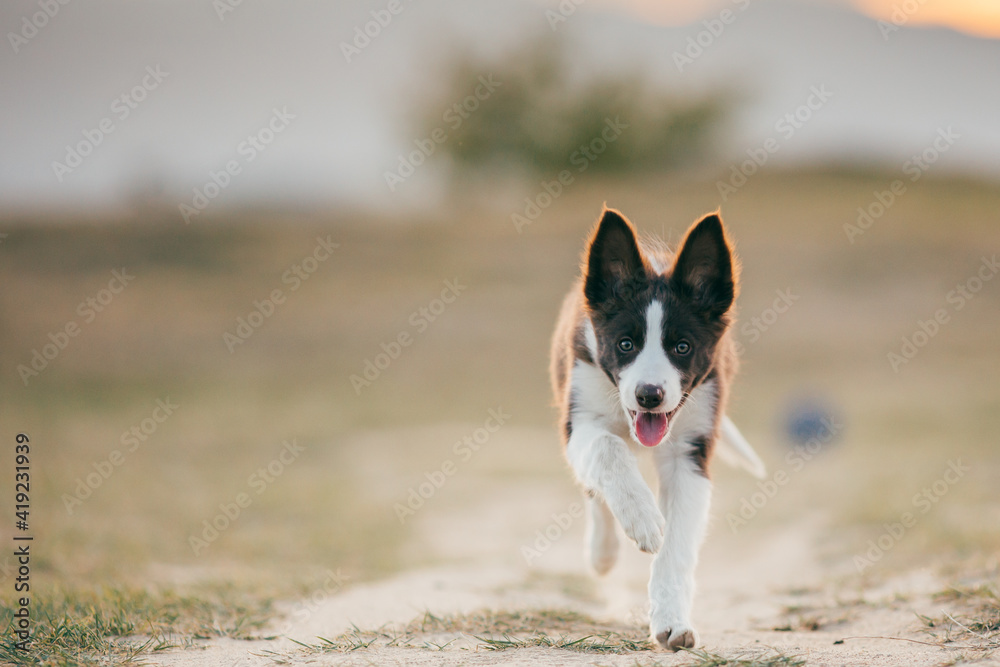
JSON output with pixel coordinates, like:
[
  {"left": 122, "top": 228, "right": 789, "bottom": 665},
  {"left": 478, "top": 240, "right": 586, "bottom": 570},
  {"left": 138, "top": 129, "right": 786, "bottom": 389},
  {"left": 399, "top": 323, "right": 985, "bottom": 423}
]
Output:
[
  {"left": 653, "top": 625, "right": 698, "bottom": 651},
  {"left": 617, "top": 495, "right": 664, "bottom": 554}
]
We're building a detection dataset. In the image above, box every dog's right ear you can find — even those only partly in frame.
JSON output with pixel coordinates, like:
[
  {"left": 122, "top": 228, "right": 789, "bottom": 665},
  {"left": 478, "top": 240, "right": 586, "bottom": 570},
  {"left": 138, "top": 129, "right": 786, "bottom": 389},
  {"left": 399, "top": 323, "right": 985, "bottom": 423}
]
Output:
[
  {"left": 671, "top": 212, "right": 736, "bottom": 319},
  {"left": 584, "top": 208, "right": 645, "bottom": 307}
]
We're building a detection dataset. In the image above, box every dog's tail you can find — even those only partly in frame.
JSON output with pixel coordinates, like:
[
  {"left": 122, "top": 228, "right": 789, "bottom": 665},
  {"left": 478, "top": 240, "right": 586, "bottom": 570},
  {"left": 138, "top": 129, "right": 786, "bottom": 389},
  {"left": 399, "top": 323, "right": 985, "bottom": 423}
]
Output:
[{"left": 716, "top": 416, "right": 767, "bottom": 479}]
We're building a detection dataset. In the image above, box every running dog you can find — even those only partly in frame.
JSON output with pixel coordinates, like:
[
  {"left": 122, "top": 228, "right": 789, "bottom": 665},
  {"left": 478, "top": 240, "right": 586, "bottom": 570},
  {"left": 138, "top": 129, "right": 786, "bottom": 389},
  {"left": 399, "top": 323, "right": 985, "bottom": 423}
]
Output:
[{"left": 549, "top": 207, "right": 765, "bottom": 650}]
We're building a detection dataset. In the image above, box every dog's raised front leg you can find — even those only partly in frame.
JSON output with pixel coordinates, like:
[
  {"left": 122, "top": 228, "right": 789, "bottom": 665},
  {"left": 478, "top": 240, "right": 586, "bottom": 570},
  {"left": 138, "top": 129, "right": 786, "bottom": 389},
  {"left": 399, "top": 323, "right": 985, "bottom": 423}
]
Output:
[{"left": 566, "top": 419, "right": 664, "bottom": 555}]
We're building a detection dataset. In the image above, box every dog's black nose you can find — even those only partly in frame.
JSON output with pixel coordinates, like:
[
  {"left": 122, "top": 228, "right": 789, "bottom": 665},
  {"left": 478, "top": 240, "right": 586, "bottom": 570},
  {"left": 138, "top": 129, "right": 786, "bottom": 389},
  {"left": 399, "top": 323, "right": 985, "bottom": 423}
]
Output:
[{"left": 636, "top": 384, "right": 664, "bottom": 409}]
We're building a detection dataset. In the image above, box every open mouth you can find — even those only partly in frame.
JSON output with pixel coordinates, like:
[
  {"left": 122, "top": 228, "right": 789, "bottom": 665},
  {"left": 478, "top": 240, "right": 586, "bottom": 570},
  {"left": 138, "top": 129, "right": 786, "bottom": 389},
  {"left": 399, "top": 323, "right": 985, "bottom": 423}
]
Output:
[{"left": 628, "top": 409, "right": 675, "bottom": 447}]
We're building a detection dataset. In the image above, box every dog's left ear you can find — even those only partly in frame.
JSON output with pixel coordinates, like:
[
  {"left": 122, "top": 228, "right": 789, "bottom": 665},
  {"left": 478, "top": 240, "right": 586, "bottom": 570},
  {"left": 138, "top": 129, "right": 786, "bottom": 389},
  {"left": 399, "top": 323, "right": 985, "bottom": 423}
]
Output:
[
  {"left": 584, "top": 208, "right": 646, "bottom": 308},
  {"left": 671, "top": 212, "right": 737, "bottom": 318}
]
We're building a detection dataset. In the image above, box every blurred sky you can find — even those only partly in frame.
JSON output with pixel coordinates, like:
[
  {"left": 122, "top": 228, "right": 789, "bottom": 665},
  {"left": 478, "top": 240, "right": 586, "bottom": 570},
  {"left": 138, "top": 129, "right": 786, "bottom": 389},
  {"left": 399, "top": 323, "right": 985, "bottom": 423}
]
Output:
[
  {"left": 851, "top": 0, "right": 1000, "bottom": 37},
  {"left": 600, "top": 0, "right": 1000, "bottom": 37},
  {"left": 1, "top": 0, "right": 998, "bottom": 217}
]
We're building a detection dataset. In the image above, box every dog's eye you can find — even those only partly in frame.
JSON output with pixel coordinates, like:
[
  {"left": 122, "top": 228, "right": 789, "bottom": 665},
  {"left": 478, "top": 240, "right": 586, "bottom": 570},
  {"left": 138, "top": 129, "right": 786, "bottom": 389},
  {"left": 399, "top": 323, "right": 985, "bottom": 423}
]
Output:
[
  {"left": 674, "top": 340, "right": 691, "bottom": 356},
  {"left": 617, "top": 337, "right": 634, "bottom": 353}
]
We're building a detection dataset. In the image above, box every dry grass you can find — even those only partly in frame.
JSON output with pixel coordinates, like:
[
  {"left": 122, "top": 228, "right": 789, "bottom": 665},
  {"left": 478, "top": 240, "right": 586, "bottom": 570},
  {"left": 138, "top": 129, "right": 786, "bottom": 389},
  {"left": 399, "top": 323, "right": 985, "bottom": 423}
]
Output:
[
  {"left": 680, "top": 648, "right": 807, "bottom": 667},
  {"left": 290, "top": 608, "right": 652, "bottom": 654},
  {"left": 920, "top": 581, "right": 1000, "bottom": 656}
]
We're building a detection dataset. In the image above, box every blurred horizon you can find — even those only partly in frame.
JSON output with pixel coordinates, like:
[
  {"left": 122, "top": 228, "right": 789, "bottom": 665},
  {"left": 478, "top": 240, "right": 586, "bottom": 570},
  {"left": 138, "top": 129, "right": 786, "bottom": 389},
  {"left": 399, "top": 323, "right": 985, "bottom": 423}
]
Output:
[{"left": 3, "top": 0, "right": 999, "bottom": 220}]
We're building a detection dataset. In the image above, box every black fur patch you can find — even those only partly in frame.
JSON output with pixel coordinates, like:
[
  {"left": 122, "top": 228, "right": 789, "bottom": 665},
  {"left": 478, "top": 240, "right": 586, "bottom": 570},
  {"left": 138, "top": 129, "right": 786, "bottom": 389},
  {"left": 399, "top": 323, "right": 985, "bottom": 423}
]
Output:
[
  {"left": 587, "top": 276, "right": 730, "bottom": 396},
  {"left": 564, "top": 397, "right": 576, "bottom": 442},
  {"left": 572, "top": 325, "right": 594, "bottom": 366},
  {"left": 689, "top": 435, "right": 714, "bottom": 478}
]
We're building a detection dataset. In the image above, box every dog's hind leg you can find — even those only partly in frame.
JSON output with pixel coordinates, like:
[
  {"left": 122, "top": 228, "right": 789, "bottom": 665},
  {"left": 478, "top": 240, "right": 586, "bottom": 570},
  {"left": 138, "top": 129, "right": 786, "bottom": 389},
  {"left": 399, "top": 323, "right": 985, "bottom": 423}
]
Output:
[{"left": 585, "top": 491, "right": 619, "bottom": 575}]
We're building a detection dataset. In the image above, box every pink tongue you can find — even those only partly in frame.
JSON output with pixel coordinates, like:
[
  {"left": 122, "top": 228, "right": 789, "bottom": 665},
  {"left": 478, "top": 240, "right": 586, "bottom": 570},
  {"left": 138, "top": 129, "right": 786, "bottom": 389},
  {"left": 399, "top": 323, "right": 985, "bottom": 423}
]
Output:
[{"left": 636, "top": 412, "right": 668, "bottom": 447}]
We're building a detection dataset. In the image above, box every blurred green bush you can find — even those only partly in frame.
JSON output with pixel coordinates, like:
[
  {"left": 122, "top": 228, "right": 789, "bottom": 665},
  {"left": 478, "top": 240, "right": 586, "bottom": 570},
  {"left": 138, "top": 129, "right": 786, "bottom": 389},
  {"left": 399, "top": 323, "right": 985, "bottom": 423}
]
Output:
[{"left": 420, "top": 37, "right": 732, "bottom": 177}]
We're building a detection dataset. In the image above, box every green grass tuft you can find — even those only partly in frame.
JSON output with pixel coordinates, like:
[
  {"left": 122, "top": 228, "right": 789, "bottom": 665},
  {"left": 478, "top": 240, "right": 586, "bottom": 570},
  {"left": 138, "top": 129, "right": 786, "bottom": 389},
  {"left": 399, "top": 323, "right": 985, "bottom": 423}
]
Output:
[{"left": 0, "top": 585, "right": 274, "bottom": 666}]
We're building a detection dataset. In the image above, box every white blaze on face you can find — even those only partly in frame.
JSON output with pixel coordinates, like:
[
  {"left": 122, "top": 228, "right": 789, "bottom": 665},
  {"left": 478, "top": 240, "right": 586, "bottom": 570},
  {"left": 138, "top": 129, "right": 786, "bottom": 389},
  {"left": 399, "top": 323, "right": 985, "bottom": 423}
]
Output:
[{"left": 618, "top": 300, "right": 684, "bottom": 415}]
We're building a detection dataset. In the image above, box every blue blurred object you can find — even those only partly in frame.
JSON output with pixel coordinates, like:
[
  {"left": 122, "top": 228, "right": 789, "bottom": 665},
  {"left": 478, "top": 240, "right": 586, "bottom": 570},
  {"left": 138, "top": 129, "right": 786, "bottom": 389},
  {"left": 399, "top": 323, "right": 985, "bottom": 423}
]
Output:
[{"left": 784, "top": 396, "right": 842, "bottom": 450}]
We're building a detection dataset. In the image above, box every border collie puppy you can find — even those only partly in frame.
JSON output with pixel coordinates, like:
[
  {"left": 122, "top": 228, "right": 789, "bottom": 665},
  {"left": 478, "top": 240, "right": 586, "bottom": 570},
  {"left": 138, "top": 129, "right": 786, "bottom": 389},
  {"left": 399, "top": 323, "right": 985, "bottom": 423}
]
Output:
[{"left": 550, "top": 207, "right": 765, "bottom": 650}]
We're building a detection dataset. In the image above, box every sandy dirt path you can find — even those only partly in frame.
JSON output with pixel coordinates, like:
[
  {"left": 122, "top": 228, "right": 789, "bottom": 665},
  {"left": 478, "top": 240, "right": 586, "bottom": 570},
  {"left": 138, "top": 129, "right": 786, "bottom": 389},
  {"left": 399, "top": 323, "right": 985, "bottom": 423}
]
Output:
[
  {"left": 147, "top": 520, "right": 995, "bottom": 666},
  {"left": 146, "top": 425, "right": 998, "bottom": 666}
]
